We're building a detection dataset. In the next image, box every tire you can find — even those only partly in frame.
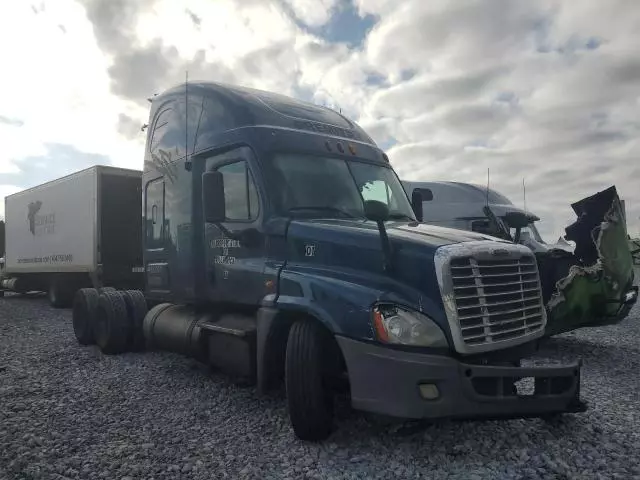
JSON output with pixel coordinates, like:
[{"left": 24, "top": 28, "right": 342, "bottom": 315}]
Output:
[
  {"left": 285, "top": 319, "right": 335, "bottom": 441},
  {"left": 99, "top": 287, "right": 116, "bottom": 293},
  {"left": 72, "top": 288, "right": 99, "bottom": 345},
  {"left": 121, "top": 290, "right": 148, "bottom": 351},
  {"left": 95, "top": 290, "right": 130, "bottom": 355},
  {"left": 49, "top": 278, "right": 73, "bottom": 309}
]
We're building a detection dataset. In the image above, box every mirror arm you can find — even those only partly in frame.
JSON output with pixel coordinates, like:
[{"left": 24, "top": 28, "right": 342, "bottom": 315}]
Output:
[
  {"left": 377, "top": 220, "right": 394, "bottom": 273},
  {"left": 513, "top": 226, "right": 522, "bottom": 244}
]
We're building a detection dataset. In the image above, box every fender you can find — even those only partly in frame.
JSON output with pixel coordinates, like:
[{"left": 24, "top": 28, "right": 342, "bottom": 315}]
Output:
[{"left": 256, "top": 265, "right": 448, "bottom": 393}]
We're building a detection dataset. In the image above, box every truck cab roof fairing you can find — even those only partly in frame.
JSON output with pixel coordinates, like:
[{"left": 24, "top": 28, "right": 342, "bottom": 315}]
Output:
[{"left": 143, "top": 81, "right": 377, "bottom": 175}]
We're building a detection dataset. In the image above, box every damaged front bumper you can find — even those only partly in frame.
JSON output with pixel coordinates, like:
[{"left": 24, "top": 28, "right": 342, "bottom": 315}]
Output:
[
  {"left": 337, "top": 336, "right": 587, "bottom": 421},
  {"left": 545, "top": 186, "right": 638, "bottom": 336}
]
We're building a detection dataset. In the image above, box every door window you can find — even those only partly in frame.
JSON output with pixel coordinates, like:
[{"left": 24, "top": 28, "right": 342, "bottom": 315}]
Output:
[
  {"left": 216, "top": 161, "right": 259, "bottom": 221},
  {"left": 145, "top": 178, "right": 165, "bottom": 247}
]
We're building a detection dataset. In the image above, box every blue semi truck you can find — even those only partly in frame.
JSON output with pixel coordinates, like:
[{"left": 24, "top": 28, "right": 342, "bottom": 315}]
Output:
[{"left": 72, "top": 81, "right": 586, "bottom": 441}]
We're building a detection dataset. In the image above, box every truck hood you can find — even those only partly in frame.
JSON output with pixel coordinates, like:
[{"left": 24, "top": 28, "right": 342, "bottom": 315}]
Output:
[
  {"left": 283, "top": 218, "right": 509, "bottom": 316},
  {"left": 289, "top": 218, "right": 505, "bottom": 248}
]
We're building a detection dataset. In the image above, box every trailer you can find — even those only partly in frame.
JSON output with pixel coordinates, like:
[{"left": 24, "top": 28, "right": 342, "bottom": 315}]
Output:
[
  {"left": 1, "top": 165, "right": 144, "bottom": 307},
  {"left": 68, "top": 81, "right": 586, "bottom": 441}
]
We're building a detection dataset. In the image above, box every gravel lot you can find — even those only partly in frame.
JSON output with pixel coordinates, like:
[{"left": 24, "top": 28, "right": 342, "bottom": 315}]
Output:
[{"left": 1, "top": 293, "right": 640, "bottom": 480}]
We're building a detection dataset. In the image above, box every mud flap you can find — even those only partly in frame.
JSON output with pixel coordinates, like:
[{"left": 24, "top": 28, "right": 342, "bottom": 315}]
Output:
[{"left": 545, "top": 186, "right": 637, "bottom": 336}]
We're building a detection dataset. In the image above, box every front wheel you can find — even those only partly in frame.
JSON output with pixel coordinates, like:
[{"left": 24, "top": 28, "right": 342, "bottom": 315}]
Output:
[{"left": 285, "top": 319, "right": 335, "bottom": 441}]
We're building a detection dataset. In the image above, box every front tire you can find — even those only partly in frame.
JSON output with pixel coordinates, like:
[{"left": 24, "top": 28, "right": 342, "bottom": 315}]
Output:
[{"left": 285, "top": 319, "right": 335, "bottom": 441}]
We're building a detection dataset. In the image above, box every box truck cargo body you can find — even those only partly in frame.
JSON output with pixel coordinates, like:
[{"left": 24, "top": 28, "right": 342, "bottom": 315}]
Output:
[{"left": 2, "top": 165, "right": 144, "bottom": 306}]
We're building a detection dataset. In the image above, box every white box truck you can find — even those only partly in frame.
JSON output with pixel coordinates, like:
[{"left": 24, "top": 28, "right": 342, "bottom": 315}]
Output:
[{"left": 1, "top": 165, "right": 144, "bottom": 307}]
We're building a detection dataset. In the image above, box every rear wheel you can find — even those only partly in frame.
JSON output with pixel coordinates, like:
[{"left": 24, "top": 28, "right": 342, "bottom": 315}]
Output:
[
  {"left": 121, "top": 290, "right": 148, "bottom": 351},
  {"left": 72, "top": 288, "right": 100, "bottom": 345},
  {"left": 95, "top": 290, "right": 130, "bottom": 355},
  {"left": 285, "top": 319, "right": 335, "bottom": 441}
]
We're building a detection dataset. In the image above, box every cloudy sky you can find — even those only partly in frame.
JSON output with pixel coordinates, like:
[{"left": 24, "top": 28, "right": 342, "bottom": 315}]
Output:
[{"left": 1, "top": 0, "right": 639, "bottom": 240}]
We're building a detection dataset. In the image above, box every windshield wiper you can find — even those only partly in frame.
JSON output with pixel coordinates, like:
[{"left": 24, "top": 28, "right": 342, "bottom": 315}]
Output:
[
  {"left": 287, "top": 206, "right": 356, "bottom": 219},
  {"left": 388, "top": 213, "right": 415, "bottom": 221}
]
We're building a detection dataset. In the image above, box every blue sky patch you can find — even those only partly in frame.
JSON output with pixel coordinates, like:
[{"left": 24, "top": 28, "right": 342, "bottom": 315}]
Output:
[
  {"left": 292, "top": 0, "right": 376, "bottom": 48},
  {"left": 0, "top": 144, "right": 111, "bottom": 189}
]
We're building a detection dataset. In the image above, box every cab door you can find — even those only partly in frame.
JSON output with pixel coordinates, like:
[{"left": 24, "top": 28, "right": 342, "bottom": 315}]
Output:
[
  {"left": 202, "top": 147, "right": 265, "bottom": 305},
  {"left": 144, "top": 176, "right": 170, "bottom": 296}
]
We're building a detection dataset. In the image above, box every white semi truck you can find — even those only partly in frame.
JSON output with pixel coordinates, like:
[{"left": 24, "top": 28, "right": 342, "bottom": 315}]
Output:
[
  {"left": 400, "top": 180, "right": 563, "bottom": 252},
  {"left": 1, "top": 165, "right": 144, "bottom": 307}
]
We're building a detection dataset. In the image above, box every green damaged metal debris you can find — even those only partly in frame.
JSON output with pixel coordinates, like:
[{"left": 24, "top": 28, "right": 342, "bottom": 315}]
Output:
[{"left": 545, "top": 186, "right": 638, "bottom": 336}]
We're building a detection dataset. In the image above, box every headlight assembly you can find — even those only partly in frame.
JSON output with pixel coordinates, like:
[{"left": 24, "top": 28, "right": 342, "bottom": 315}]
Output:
[{"left": 372, "top": 304, "right": 448, "bottom": 348}]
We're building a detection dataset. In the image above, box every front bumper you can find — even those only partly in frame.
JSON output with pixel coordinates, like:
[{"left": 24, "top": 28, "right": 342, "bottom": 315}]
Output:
[{"left": 337, "top": 336, "right": 586, "bottom": 420}]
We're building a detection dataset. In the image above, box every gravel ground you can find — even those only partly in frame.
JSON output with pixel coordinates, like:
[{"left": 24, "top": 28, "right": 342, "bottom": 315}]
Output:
[{"left": 1, "top": 294, "right": 640, "bottom": 480}]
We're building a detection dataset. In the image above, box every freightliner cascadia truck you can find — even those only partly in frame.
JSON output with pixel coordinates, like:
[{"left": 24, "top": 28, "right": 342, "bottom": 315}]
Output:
[{"left": 66, "top": 81, "right": 585, "bottom": 441}]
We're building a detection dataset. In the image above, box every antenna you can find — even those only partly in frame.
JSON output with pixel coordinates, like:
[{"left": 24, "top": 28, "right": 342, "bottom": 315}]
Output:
[
  {"left": 185, "top": 70, "right": 188, "bottom": 161},
  {"left": 486, "top": 168, "right": 490, "bottom": 208},
  {"left": 523, "top": 178, "right": 527, "bottom": 213}
]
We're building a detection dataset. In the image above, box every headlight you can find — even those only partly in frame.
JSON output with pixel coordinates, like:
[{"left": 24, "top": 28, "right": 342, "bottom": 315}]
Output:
[{"left": 372, "top": 304, "right": 448, "bottom": 348}]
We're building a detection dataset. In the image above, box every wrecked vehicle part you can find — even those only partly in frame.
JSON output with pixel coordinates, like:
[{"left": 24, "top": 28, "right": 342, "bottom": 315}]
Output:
[
  {"left": 403, "top": 181, "right": 636, "bottom": 336},
  {"left": 482, "top": 186, "right": 637, "bottom": 336},
  {"left": 545, "top": 186, "right": 638, "bottom": 336},
  {"left": 630, "top": 238, "right": 640, "bottom": 265}
]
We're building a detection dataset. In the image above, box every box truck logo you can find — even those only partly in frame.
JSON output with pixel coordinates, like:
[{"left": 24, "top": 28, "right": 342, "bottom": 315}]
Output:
[{"left": 27, "top": 200, "right": 55, "bottom": 236}]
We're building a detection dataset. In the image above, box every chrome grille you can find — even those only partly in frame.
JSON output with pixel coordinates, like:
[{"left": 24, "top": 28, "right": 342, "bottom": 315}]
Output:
[{"left": 449, "top": 255, "right": 545, "bottom": 347}]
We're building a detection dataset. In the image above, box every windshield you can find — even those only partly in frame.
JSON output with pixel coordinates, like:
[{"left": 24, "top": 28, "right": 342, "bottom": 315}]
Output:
[
  {"left": 270, "top": 153, "right": 416, "bottom": 220},
  {"left": 508, "top": 223, "right": 545, "bottom": 243}
]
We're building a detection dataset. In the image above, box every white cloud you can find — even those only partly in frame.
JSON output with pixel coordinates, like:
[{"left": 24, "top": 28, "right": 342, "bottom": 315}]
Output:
[
  {"left": 0, "top": 0, "right": 145, "bottom": 175},
  {"left": 283, "top": 0, "right": 339, "bottom": 27},
  {"left": 1, "top": 0, "right": 639, "bottom": 239}
]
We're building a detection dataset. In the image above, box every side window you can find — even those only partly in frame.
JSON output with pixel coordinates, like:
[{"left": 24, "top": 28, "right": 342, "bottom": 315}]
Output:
[
  {"left": 149, "top": 108, "right": 172, "bottom": 154},
  {"left": 415, "top": 188, "right": 433, "bottom": 201},
  {"left": 471, "top": 219, "right": 493, "bottom": 235},
  {"left": 217, "top": 161, "right": 259, "bottom": 221},
  {"left": 145, "top": 178, "right": 165, "bottom": 247}
]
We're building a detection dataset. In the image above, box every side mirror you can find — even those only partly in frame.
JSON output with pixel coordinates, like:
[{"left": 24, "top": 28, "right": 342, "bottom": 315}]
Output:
[
  {"left": 364, "top": 200, "right": 390, "bottom": 223},
  {"left": 411, "top": 190, "right": 423, "bottom": 222},
  {"left": 504, "top": 211, "right": 530, "bottom": 229},
  {"left": 202, "top": 171, "right": 226, "bottom": 223}
]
